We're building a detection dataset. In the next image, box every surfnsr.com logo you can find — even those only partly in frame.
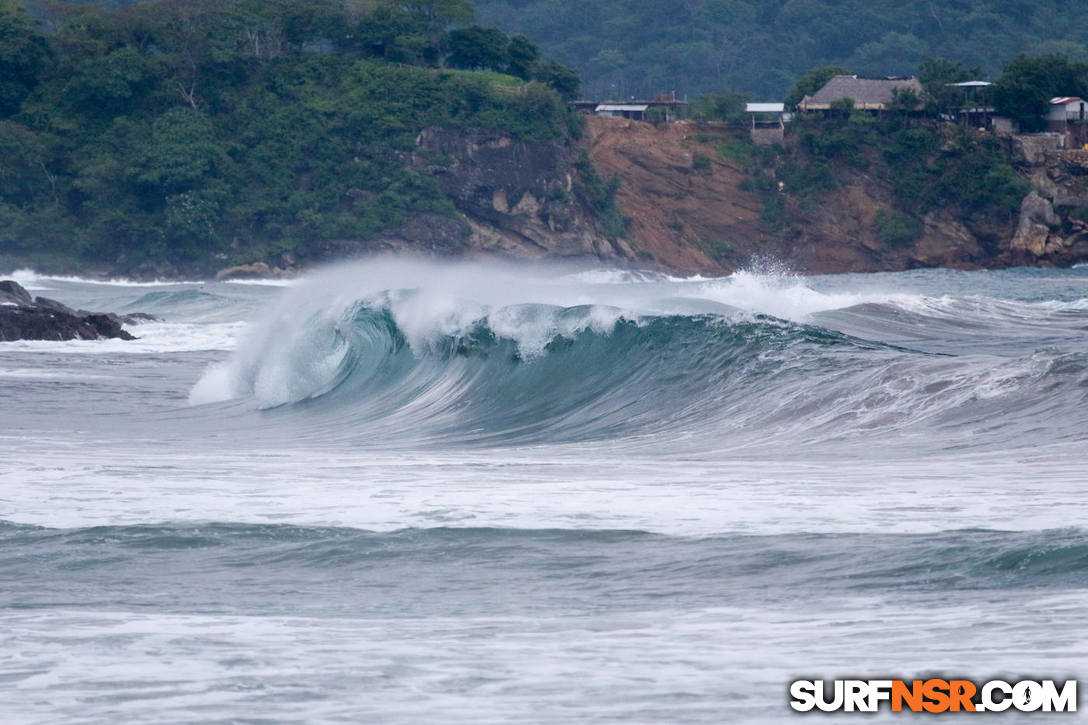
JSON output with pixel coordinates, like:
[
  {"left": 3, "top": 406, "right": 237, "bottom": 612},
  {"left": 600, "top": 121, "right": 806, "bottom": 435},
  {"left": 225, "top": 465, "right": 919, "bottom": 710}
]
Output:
[{"left": 790, "top": 679, "right": 1077, "bottom": 713}]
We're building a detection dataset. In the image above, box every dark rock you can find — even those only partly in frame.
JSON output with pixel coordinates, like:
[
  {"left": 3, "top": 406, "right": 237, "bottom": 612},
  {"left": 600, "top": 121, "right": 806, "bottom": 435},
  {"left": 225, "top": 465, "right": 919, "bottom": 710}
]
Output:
[
  {"left": 0, "top": 280, "right": 33, "bottom": 306},
  {"left": 412, "top": 126, "right": 626, "bottom": 261},
  {"left": 83, "top": 313, "right": 135, "bottom": 340},
  {"left": 120, "top": 312, "right": 159, "bottom": 324},
  {"left": 33, "top": 296, "right": 78, "bottom": 316},
  {"left": 0, "top": 280, "right": 137, "bottom": 341},
  {"left": 215, "top": 262, "right": 296, "bottom": 281}
]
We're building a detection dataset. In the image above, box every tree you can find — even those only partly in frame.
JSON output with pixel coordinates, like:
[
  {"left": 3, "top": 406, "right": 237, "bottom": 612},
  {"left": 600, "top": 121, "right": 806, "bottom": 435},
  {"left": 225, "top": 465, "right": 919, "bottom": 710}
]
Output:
[
  {"left": 444, "top": 25, "right": 509, "bottom": 71},
  {"left": 849, "top": 31, "right": 928, "bottom": 77},
  {"left": 0, "top": 120, "right": 52, "bottom": 205},
  {"left": 506, "top": 34, "right": 538, "bottom": 80},
  {"left": 690, "top": 92, "right": 747, "bottom": 122},
  {"left": 830, "top": 96, "right": 854, "bottom": 118},
  {"left": 64, "top": 46, "right": 150, "bottom": 115},
  {"left": 0, "top": 0, "right": 582, "bottom": 272},
  {"left": 136, "top": 107, "right": 227, "bottom": 195},
  {"left": 994, "top": 54, "right": 1088, "bottom": 132},
  {"left": 354, "top": 6, "right": 431, "bottom": 62},
  {"left": 919, "top": 57, "right": 985, "bottom": 115},
  {"left": 787, "top": 65, "right": 852, "bottom": 108},
  {"left": 887, "top": 87, "right": 923, "bottom": 114},
  {"left": 404, "top": 0, "right": 474, "bottom": 31},
  {"left": 534, "top": 59, "right": 580, "bottom": 100},
  {"left": 0, "top": 0, "right": 49, "bottom": 116}
]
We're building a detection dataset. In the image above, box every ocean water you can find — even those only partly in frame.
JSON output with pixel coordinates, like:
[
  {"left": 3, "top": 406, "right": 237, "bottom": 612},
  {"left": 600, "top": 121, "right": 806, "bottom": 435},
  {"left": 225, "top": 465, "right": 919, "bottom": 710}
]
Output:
[{"left": 1, "top": 260, "right": 1086, "bottom": 723}]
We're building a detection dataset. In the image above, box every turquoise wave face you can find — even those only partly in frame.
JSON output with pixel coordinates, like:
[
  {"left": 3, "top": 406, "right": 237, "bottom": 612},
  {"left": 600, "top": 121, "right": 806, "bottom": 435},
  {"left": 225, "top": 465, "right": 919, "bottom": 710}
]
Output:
[{"left": 191, "top": 262, "right": 1088, "bottom": 452}]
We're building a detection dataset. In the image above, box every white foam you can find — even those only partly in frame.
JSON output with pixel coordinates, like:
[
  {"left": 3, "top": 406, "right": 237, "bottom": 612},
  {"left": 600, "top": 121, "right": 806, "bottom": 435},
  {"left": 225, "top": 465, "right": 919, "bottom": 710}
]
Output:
[
  {"left": 0, "top": 368, "right": 114, "bottom": 380},
  {"left": 693, "top": 270, "right": 922, "bottom": 321},
  {"left": 4, "top": 268, "right": 205, "bottom": 289},
  {"left": 188, "top": 258, "right": 938, "bottom": 404},
  {"left": 220, "top": 278, "right": 299, "bottom": 287},
  {"left": 1041, "top": 297, "right": 1088, "bottom": 311},
  {"left": 487, "top": 304, "right": 631, "bottom": 357},
  {"left": 2, "top": 321, "right": 247, "bottom": 354}
]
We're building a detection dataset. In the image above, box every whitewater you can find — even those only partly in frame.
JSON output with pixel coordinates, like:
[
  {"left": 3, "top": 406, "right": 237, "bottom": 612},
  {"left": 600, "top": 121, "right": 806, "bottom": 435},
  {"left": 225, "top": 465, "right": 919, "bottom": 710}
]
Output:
[{"left": 2, "top": 260, "right": 1086, "bottom": 723}]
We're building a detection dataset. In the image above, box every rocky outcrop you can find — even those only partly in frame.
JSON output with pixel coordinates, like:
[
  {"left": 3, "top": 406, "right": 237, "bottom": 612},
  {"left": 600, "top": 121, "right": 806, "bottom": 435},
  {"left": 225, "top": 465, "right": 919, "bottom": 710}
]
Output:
[
  {"left": 582, "top": 117, "right": 1088, "bottom": 273},
  {"left": 1006, "top": 152, "right": 1088, "bottom": 266},
  {"left": 291, "top": 121, "right": 1088, "bottom": 274},
  {"left": 0, "top": 280, "right": 138, "bottom": 341},
  {"left": 1011, "top": 191, "right": 1061, "bottom": 256},
  {"left": 413, "top": 126, "right": 630, "bottom": 263},
  {"left": 1011, "top": 134, "right": 1066, "bottom": 165},
  {"left": 31, "top": 120, "right": 1088, "bottom": 280},
  {"left": 215, "top": 262, "right": 297, "bottom": 281},
  {"left": 581, "top": 117, "right": 981, "bottom": 274}
]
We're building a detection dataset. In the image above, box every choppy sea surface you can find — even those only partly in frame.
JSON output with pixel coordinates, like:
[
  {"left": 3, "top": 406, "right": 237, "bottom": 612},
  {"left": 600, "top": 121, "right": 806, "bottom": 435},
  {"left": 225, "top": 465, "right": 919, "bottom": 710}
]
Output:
[{"left": 1, "top": 260, "right": 1086, "bottom": 723}]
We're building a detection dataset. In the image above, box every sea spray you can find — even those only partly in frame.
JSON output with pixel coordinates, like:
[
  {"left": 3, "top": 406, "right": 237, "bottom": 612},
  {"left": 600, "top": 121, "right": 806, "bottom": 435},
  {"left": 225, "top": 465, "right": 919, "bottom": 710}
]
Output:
[{"left": 186, "top": 259, "right": 1088, "bottom": 452}]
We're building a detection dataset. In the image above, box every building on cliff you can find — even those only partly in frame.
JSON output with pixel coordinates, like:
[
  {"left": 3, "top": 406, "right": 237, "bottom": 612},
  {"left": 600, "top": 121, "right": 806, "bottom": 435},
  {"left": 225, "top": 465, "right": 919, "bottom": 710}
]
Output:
[
  {"left": 798, "top": 75, "right": 925, "bottom": 113},
  {"left": 1047, "top": 97, "right": 1088, "bottom": 147},
  {"left": 745, "top": 103, "right": 788, "bottom": 145},
  {"left": 1048, "top": 97, "right": 1086, "bottom": 127},
  {"left": 573, "top": 92, "right": 688, "bottom": 122},
  {"left": 593, "top": 103, "right": 651, "bottom": 120}
]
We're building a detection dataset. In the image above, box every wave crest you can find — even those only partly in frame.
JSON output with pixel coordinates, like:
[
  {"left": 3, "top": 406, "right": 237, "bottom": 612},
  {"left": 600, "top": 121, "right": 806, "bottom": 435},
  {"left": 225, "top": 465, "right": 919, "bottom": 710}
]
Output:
[{"left": 189, "top": 260, "right": 1088, "bottom": 450}]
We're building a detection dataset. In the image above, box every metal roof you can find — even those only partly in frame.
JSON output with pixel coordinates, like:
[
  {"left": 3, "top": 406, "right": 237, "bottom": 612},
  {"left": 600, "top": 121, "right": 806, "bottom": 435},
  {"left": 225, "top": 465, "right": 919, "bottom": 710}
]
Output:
[
  {"left": 948, "top": 81, "right": 993, "bottom": 87},
  {"left": 1050, "top": 97, "right": 1084, "bottom": 105},
  {"left": 595, "top": 104, "right": 649, "bottom": 112},
  {"left": 746, "top": 103, "right": 785, "bottom": 113}
]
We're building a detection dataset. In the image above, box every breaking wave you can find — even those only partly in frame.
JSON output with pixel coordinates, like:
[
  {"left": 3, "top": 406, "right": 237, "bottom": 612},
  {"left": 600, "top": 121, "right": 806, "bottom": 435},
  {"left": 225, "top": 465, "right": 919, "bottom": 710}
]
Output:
[{"left": 190, "top": 260, "right": 1088, "bottom": 451}]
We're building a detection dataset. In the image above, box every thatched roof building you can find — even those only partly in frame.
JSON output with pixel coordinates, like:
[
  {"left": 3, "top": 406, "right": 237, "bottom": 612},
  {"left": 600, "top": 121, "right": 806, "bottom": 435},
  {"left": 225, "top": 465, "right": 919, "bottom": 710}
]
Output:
[{"left": 798, "top": 75, "right": 924, "bottom": 111}]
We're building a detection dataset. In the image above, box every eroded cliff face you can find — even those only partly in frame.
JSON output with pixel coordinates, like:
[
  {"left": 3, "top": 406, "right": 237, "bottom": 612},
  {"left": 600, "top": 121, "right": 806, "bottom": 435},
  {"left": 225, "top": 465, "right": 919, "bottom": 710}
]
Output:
[
  {"left": 583, "top": 115, "right": 1088, "bottom": 274},
  {"left": 412, "top": 126, "right": 632, "bottom": 263},
  {"left": 220, "top": 117, "right": 1088, "bottom": 281},
  {"left": 581, "top": 116, "right": 993, "bottom": 275},
  {"left": 580, "top": 118, "right": 761, "bottom": 274},
  {"left": 218, "top": 126, "right": 634, "bottom": 280},
  {"left": 579, "top": 116, "right": 1088, "bottom": 274},
  {"left": 1008, "top": 151, "right": 1088, "bottom": 266}
]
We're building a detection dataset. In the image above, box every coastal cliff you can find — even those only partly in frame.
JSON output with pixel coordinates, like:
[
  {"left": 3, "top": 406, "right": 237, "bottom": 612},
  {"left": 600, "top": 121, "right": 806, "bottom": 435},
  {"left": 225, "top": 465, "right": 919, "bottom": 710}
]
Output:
[
  {"left": 578, "top": 116, "right": 1088, "bottom": 275},
  {"left": 236, "top": 116, "right": 1088, "bottom": 280},
  {"left": 411, "top": 126, "right": 631, "bottom": 263},
  {"left": 1008, "top": 149, "right": 1088, "bottom": 266}
]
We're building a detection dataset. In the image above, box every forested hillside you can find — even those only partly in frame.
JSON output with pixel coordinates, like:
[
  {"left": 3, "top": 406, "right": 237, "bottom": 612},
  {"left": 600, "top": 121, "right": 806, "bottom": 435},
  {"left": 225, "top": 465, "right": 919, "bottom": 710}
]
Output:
[
  {"left": 473, "top": 0, "right": 1088, "bottom": 99},
  {"left": 0, "top": 0, "right": 582, "bottom": 274}
]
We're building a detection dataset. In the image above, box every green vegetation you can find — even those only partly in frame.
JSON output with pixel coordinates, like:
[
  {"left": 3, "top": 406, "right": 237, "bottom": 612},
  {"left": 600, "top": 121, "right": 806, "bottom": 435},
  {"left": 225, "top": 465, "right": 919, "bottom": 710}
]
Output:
[
  {"left": 994, "top": 54, "right": 1088, "bottom": 131},
  {"left": 875, "top": 210, "right": 923, "bottom": 247},
  {"left": 0, "top": 0, "right": 581, "bottom": 270},
  {"left": 767, "top": 114, "right": 1028, "bottom": 246},
  {"left": 572, "top": 151, "right": 625, "bottom": 237},
  {"left": 473, "top": 0, "right": 1088, "bottom": 99},
  {"left": 786, "top": 66, "right": 853, "bottom": 108},
  {"left": 697, "top": 236, "right": 733, "bottom": 262},
  {"left": 717, "top": 141, "right": 756, "bottom": 166},
  {"left": 689, "top": 92, "right": 747, "bottom": 123},
  {"left": 760, "top": 194, "right": 789, "bottom": 232},
  {"left": 919, "top": 57, "right": 985, "bottom": 115}
]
